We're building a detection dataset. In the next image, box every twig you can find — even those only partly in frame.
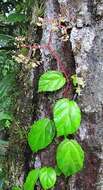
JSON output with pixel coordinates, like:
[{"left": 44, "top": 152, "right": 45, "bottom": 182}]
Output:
[{"left": 21, "top": 29, "right": 71, "bottom": 96}]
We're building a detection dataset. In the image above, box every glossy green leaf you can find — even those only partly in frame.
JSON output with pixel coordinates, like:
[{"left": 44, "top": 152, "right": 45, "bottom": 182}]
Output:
[
  {"left": 56, "top": 139, "right": 84, "bottom": 176},
  {"left": 38, "top": 71, "right": 66, "bottom": 92},
  {"left": 24, "top": 169, "right": 39, "bottom": 190},
  {"left": 53, "top": 98, "right": 81, "bottom": 137},
  {"left": 39, "top": 167, "right": 56, "bottom": 190},
  {"left": 7, "top": 13, "right": 26, "bottom": 23},
  {"left": 28, "top": 118, "right": 55, "bottom": 152}
]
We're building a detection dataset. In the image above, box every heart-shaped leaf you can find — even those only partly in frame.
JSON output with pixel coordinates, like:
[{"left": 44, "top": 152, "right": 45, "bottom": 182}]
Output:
[
  {"left": 24, "top": 169, "right": 39, "bottom": 190},
  {"left": 53, "top": 98, "right": 81, "bottom": 137},
  {"left": 28, "top": 118, "right": 55, "bottom": 152},
  {"left": 38, "top": 71, "right": 66, "bottom": 92},
  {"left": 56, "top": 139, "right": 84, "bottom": 176},
  {"left": 39, "top": 167, "right": 56, "bottom": 190}
]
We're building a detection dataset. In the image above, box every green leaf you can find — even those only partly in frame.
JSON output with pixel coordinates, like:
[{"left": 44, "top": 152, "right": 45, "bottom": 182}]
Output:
[
  {"left": 0, "top": 14, "right": 7, "bottom": 23},
  {"left": 56, "top": 139, "right": 84, "bottom": 176},
  {"left": 71, "top": 74, "right": 78, "bottom": 86},
  {"left": 0, "top": 140, "right": 8, "bottom": 156},
  {"left": 0, "top": 74, "right": 16, "bottom": 97},
  {"left": 0, "top": 140, "right": 8, "bottom": 145},
  {"left": 28, "top": 118, "right": 55, "bottom": 152},
  {"left": 38, "top": 71, "right": 66, "bottom": 92},
  {"left": 12, "top": 188, "right": 21, "bottom": 190},
  {"left": 55, "top": 166, "right": 62, "bottom": 176},
  {"left": 53, "top": 98, "right": 81, "bottom": 137},
  {"left": 12, "top": 187, "right": 22, "bottom": 190},
  {"left": 39, "top": 167, "right": 56, "bottom": 190},
  {"left": 24, "top": 169, "right": 39, "bottom": 190},
  {"left": 0, "top": 34, "right": 14, "bottom": 48},
  {"left": 0, "top": 74, "right": 16, "bottom": 129},
  {"left": 7, "top": 13, "right": 26, "bottom": 23},
  {"left": 0, "top": 112, "right": 12, "bottom": 121}
]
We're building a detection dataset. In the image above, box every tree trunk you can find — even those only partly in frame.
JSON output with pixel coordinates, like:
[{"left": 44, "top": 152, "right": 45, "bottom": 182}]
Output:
[{"left": 5, "top": 0, "right": 103, "bottom": 190}]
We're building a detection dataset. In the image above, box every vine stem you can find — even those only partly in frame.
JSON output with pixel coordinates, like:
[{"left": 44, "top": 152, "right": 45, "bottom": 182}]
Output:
[
  {"left": 47, "top": 45, "right": 68, "bottom": 81},
  {"left": 21, "top": 30, "right": 71, "bottom": 96},
  {"left": 21, "top": 32, "right": 68, "bottom": 80}
]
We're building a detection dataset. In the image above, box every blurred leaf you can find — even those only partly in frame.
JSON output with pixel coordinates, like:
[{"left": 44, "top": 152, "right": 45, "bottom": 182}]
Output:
[
  {"left": 0, "top": 140, "right": 8, "bottom": 156},
  {"left": 0, "top": 74, "right": 16, "bottom": 129},
  {"left": 0, "top": 140, "right": 8, "bottom": 146},
  {"left": 0, "top": 14, "right": 7, "bottom": 23},
  {"left": 0, "top": 34, "right": 14, "bottom": 48},
  {"left": 12, "top": 187, "right": 22, "bottom": 190},
  {"left": 7, "top": 13, "right": 26, "bottom": 23},
  {"left": 0, "top": 112, "right": 12, "bottom": 122},
  {"left": 55, "top": 166, "right": 62, "bottom": 176},
  {"left": 0, "top": 74, "right": 15, "bottom": 98}
]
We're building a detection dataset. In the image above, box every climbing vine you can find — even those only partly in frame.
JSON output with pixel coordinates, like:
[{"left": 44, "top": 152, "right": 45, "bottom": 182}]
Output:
[
  {"left": 11, "top": 13, "right": 85, "bottom": 190},
  {"left": 0, "top": 2, "right": 85, "bottom": 189},
  {"left": 24, "top": 71, "right": 84, "bottom": 190},
  {"left": 13, "top": 31, "right": 85, "bottom": 189}
]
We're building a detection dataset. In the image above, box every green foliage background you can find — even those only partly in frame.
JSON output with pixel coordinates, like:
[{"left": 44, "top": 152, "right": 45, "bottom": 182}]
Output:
[{"left": 0, "top": 1, "right": 30, "bottom": 189}]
